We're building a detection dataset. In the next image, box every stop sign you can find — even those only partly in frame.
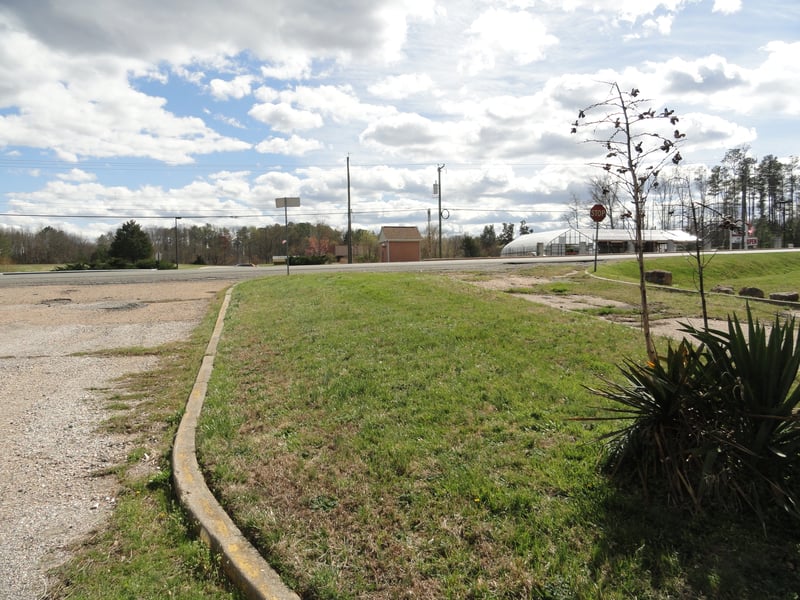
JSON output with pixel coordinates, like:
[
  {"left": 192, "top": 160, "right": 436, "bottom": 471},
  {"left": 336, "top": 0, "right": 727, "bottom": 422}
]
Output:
[{"left": 590, "top": 204, "right": 607, "bottom": 222}]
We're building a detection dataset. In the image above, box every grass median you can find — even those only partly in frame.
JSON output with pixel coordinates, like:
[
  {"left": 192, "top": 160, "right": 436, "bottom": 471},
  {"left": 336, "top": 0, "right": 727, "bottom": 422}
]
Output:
[{"left": 197, "top": 265, "right": 800, "bottom": 598}]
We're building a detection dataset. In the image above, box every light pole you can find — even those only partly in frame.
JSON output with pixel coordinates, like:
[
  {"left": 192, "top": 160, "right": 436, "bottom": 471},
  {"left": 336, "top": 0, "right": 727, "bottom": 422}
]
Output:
[
  {"left": 275, "top": 197, "right": 300, "bottom": 275},
  {"left": 174, "top": 216, "right": 181, "bottom": 268}
]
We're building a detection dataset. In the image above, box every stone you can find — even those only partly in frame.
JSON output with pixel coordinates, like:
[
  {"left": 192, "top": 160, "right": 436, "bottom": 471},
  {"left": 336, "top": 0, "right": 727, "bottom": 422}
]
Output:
[
  {"left": 769, "top": 292, "right": 800, "bottom": 302},
  {"left": 711, "top": 285, "right": 734, "bottom": 294},
  {"left": 645, "top": 270, "right": 672, "bottom": 285},
  {"left": 738, "top": 287, "right": 765, "bottom": 298}
]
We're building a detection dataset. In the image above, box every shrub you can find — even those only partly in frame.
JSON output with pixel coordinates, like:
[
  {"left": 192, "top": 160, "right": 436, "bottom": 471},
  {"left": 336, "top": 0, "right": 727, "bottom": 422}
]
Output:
[
  {"left": 588, "top": 308, "right": 800, "bottom": 521},
  {"left": 134, "top": 258, "right": 160, "bottom": 269},
  {"left": 287, "top": 254, "right": 329, "bottom": 265}
]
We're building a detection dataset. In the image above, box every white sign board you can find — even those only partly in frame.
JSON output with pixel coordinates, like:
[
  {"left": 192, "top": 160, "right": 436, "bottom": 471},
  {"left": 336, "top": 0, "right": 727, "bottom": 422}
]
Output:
[{"left": 275, "top": 197, "right": 301, "bottom": 208}]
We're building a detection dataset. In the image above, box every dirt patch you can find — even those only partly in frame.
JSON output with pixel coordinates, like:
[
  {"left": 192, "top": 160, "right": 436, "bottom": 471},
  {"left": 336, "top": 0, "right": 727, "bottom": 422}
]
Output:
[
  {"left": 0, "top": 280, "right": 234, "bottom": 599},
  {"left": 465, "top": 274, "right": 728, "bottom": 342}
]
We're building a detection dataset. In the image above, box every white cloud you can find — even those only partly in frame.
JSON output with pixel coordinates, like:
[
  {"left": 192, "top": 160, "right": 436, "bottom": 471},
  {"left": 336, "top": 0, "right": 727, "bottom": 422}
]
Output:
[
  {"left": 248, "top": 102, "right": 324, "bottom": 132},
  {"left": 368, "top": 73, "right": 434, "bottom": 99},
  {"left": 459, "top": 9, "right": 558, "bottom": 75},
  {"left": 712, "top": 0, "right": 742, "bottom": 15},
  {"left": 0, "top": 0, "right": 438, "bottom": 68},
  {"left": 642, "top": 14, "right": 674, "bottom": 36},
  {"left": 0, "top": 21, "right": 251, "bottom": 164},
  {"left": 56, "top": 169, "right": 96, "bottom": 182},
  {"left": 290, "top": 84, "right": 395, "bottom": 123},
  {"left": 260, "top": 58, "right": 313, "bottom": 80},
  {"left": 212, "top": 113, "right": 247, "bottom": 129},
  {"left": 255, "top": 135, "right": 324, "bottom": 155},
  {"left": 208, "top": 75, "right": 255, "bottom": 100},
  {"left": 359, "top": 112, "right": 445, "bottom": 157}
]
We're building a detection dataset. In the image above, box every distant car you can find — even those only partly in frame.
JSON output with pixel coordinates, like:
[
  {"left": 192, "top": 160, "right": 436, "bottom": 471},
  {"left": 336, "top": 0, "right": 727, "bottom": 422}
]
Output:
[{"left": 235, "top": 262, "right": 256, "bottom": 267}]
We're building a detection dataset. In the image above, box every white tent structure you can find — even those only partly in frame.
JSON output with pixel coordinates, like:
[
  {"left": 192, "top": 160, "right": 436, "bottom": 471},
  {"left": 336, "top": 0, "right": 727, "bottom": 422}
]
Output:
[{"left": 500, "top": 228, "right": 697, "bottom": 257}]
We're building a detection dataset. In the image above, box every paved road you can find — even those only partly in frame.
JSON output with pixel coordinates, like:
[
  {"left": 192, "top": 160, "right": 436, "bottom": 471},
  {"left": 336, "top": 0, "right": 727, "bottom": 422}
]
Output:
[
  {"left": 3, "top": 248, "right": 797, "bottom": 287},
  {"left": 0, "top": 256, "right": 598, "bottom": 287}
]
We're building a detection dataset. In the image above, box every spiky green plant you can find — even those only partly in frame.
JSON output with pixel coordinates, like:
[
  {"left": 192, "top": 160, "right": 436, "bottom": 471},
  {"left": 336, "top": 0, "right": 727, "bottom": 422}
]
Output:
[
  {"left": 588, "top": 309, "right": 800, "bottom": 521},
  {"left": 681, "top": 309, "right": 800, "bottom": 517}
]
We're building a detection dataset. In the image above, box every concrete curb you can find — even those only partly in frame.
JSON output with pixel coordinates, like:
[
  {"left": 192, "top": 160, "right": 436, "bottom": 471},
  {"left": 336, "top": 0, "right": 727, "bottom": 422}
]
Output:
[{"left": 172, "top": 286, "right": 300, "bottom": 600}]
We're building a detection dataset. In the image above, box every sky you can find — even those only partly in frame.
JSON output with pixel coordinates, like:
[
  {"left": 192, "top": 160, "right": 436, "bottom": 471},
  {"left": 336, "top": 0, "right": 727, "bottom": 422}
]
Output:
[{"left": 0, "top": 0, "right": 798, "bottom": 241}]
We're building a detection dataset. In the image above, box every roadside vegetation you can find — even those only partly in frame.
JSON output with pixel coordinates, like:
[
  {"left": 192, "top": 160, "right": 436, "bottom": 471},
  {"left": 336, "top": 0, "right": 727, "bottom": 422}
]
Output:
[{"left": 195, "top": 256, "right": 800, "bottom": 598}]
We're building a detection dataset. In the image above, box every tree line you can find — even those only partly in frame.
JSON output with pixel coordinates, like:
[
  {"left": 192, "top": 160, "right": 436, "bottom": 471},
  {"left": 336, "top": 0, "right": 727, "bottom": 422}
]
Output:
[
  {"left": 573, "top": 148, "right": 799, "bottom": 249},
  {"left": 1, "top": 146, "right": 796, "bottom": 266},
  {"left": 0, "top": 219, "right": 505, "bottom": 266}
]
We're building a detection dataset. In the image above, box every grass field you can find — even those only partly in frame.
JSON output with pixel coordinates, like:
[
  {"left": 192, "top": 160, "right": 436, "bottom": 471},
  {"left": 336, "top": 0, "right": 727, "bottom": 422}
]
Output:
[
  {"left": 48, "top": 252, "right": 800, "bottom": 599},
  {"left": 196, "top": 256, "right": 800, "bottom": 599}
]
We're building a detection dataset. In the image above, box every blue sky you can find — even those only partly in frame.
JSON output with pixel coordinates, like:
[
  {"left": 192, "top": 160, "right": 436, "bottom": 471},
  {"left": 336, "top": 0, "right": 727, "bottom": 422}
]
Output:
[{"left": 0, "top": 0, "right": 798, "bottom": 240}]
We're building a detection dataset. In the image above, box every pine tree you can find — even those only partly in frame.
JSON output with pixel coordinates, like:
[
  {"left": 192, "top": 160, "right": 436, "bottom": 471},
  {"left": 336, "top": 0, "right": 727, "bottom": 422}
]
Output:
[{"left": 109, "top": 220, "right": 153, "bottom": 264}]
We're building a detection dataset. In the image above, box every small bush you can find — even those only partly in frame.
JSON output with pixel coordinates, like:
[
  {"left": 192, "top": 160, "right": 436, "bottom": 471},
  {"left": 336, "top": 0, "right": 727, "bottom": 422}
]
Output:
[
  {"left": 134, "top": 258, "right": 160, "bottom": 269},
  {"left": 287, "top": 254, "right": 329, "bottom": 265},
  {"left": 588, "top": 308, "right": 800, "bottom": 521}
]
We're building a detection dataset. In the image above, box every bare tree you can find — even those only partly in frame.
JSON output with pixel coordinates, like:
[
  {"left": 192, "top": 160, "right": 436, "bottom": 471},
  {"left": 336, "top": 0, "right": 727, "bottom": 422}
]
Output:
[
  {"left": 587, "top": 176, "right": 625, "bottom": 229},
  {"left": 572, "top": 83, "right": 686, "bottom": 363}
]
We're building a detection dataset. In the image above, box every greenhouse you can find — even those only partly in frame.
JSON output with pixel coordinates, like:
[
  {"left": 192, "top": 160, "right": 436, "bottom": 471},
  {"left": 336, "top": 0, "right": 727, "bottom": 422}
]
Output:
[{"left": 500, "top": 228, "right": 697, "bottom": 257}]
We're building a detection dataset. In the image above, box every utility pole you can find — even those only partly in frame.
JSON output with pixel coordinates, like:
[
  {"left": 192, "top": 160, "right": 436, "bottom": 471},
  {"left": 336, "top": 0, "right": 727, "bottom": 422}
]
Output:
[
  {"left": 174, "top": 216, "right": 181, "bottom": 268},
  {"left": 437, "top": 164, "right": 445, "bottom": 258},
  {"left": 347, "top": 155, "right": 352, "bottom": 264}
]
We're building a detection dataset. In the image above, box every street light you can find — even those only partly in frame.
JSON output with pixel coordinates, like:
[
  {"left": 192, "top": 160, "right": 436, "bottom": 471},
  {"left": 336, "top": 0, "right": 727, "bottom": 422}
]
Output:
[
  {"left": 275, "top": 197, "right": 300, "bottom": 275},
  {"left": 174, "top": 216, "right": 182, "bottom": 268}
]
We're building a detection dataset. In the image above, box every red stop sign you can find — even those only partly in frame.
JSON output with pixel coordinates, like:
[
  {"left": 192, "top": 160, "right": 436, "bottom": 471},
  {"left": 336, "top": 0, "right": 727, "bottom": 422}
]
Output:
[{"left": 590, "top": 204, "right": 607, "bottom": 222}]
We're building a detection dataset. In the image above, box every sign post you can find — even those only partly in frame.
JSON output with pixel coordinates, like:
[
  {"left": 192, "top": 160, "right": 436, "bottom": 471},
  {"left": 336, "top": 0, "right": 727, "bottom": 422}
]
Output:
[
  {"left": 589, "top": 203, "right": 607, "bottom": 272},
  {"left": 275, "top": 197, "right": 301, "bottom": 275}
]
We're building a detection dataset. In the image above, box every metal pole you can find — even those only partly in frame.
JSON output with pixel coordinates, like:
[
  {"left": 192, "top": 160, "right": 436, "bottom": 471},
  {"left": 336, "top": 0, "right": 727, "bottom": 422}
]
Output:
[
  {"left": 593, "top": 220, "right": 599, "bottom": 272},
  {"left": 437, "top": 164, "right": 444, "bottom": 258},
  {"left": 285, "top": 204, "right": 290, "bottom": 275},
  {"left": 174, "top": 216, "right": 181, "bottom": 268},
  {"left": 347, "top": 155, "right": 353, "bottom": 264}
]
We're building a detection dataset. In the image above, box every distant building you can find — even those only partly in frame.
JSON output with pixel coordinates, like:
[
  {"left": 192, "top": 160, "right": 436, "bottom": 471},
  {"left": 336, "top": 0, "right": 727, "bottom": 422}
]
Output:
[
  {"left": 378, "top": 226, "right": 423, "bottom": 262},
  {"left": 500, "top": 228, "right": 697, "bottom": 257},
  {"left": 334, "top": 244, "right": 370, "bottom": 263}
]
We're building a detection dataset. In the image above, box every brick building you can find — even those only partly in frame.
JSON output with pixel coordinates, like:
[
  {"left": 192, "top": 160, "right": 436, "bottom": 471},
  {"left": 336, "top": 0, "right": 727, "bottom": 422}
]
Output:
[{"left": 378, "top": 226, "right": 423, "bottom": 262}]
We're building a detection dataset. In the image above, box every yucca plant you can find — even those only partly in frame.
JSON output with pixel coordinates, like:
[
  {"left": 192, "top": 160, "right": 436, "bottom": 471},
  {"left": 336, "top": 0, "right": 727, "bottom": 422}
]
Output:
[
  {"left": 681, "top": 309, "right": 800, "bottom": 518},
  {"left": 588, "top": 308, "right": 800, "bottom": 521},
  {"left": 586, "top": 340, "right": 724, "bottom": 510}
]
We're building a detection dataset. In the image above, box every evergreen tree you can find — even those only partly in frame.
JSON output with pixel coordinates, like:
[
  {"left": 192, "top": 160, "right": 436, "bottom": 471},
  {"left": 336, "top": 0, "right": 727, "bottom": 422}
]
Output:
[
  {"left": 498, "top": 222, "right": 515, "bottom": 246},
  {"left": 479, "top": 225, "right": 498, "bottom": 255},
  {"left": 109, "top": 220, "right": 153, "bottom": 263}
]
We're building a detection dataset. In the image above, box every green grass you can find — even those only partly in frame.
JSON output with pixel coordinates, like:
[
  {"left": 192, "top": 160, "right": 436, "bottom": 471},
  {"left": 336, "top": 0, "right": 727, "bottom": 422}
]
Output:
[
  {"left": 47, "top": 255, "right": 800, "bottom": 598},
  {"left": 597, "top": 251, "right": 800, "bottom": 294},
  {"left": 197, "top": 267, "right": 800, "bottom": 599},
  {"left": 504, "top": 256, "right": 799, "bottom": 327}
]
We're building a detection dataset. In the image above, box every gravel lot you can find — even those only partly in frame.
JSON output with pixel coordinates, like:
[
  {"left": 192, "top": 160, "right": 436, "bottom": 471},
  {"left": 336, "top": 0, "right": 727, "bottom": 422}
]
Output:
[{"left": 0, "top": 279, "right": 232, "bottom": 600}]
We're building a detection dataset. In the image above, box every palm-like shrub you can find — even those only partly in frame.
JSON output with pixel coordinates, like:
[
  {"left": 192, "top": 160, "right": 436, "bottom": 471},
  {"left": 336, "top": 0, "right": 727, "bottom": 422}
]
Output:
[{"left": 589, "top": 309, "right": 800, "bottom": 520}]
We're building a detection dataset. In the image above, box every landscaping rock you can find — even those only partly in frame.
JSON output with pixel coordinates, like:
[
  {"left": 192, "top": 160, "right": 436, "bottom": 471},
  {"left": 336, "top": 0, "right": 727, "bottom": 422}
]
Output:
[
  {"left": 738, "top": 287, "right": 765, "bottom": 298},
  {"left": 769, "top": 292, "right": 800, "bottom": 302},
  {"left": 645, "top": 270, "right": 673, "bottom": 285},
  {"left": 711, "top": 285, "right": 734, "bottom": 294}
]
